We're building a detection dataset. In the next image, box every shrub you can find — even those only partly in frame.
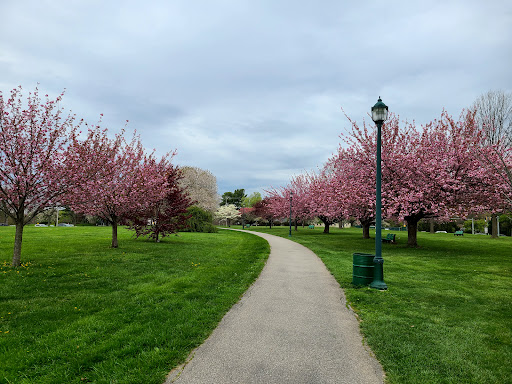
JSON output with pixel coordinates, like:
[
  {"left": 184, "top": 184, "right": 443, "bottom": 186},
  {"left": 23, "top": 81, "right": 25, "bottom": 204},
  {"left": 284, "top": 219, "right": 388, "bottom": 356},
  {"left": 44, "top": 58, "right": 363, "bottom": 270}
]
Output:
[
  {"left": 418, "top": 219, "right": 459, "bottom": 233},
  {"left": 184, "top": 206, "right": 217, "bottom": 233}
]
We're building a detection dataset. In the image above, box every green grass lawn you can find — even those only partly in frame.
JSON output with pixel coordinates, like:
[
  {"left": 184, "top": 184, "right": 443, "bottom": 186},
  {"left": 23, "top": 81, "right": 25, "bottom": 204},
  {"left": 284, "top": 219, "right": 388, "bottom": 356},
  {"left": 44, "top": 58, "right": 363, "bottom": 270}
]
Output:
[
  {"left": 0, "top": 226, "right": 269, "bottom": 384},
  {"left": 247, "top": 225, "right": 512, "bottom": 384}
]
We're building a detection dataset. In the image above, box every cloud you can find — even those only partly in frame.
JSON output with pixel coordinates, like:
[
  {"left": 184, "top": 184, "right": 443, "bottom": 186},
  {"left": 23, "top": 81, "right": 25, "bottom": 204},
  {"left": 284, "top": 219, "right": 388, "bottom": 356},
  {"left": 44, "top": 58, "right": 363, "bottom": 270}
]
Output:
[{"left": 1, "top": 0, "right": 511, "bottom": 195}]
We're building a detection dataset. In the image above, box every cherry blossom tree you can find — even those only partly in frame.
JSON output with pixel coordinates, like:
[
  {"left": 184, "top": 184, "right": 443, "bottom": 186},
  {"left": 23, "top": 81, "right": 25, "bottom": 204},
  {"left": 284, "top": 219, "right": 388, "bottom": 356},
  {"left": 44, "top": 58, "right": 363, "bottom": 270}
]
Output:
[
  {"left": 0, "top": 86, "right": 111, "bottom": 266},
  {"left": 467, "top": 137, "right": 511, "bottom": 238},
  {"left": 265, "top": 187, "right": 287, "bottom": 220},
  {"left": 329, "top": 138, "right": 377, "bottom": 239},
  {"left": 263, "top": 106, "right": 499, "bottom": 247},
  {"left": 265, "top": 187, "right": 296, "bottom": 229},
  {"left": 290, "top": 175, "right": 315, "bottom": 228},
  {"left": 341, "top": 111, "right": 490, "bottom": 247},
  {"left": 266, "top": 175, "right": 313, "bottom": 230},
  {"left": 472, "top": 90, "right": 512, "bottom": 237},
  {"left": 383, "top": 111, "right": 490, "bottom": 246},
  {"left": 253, "top": 198, "right": 276, "bottom": 228},
  {"left": 331, "top": 109, "right": 494, "bottom": 246},
  {"left": 305, "top": 171, "right": 342, "bottom": 233},
  {"left": 476, "top": 141, "right": 512, "bottom": 207},
  {"left": 127, "top": 165, "right": 193, "bottom": 242},
  {"left": 67, "top": 133, "right": 171, "bottom": 248}
]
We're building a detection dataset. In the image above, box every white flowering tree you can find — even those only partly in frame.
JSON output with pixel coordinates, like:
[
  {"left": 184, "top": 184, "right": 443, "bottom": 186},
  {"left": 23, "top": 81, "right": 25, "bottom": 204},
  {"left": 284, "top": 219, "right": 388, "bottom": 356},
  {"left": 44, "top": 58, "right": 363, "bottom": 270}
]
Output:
[
  {"left": 215, "top": 204, "right": 240, "bottom": 227},
  {"left": 179, "top": 166, "right": 219, "bottom": 212}
]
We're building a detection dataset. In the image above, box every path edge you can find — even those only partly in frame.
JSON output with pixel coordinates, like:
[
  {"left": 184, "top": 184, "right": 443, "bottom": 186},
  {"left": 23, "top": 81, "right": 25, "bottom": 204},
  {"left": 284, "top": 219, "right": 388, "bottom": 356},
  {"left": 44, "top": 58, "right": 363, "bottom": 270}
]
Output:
[{"left": 163, "top": 228, "right": 271, "bottom": 383}]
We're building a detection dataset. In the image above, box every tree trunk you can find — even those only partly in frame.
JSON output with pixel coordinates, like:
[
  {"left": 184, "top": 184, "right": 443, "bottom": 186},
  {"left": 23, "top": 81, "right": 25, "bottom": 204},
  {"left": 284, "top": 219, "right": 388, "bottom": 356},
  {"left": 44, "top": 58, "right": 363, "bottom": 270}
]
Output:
[
  {"left": 12, "top": 220, "right": 24, "bottom": 267},
  {"left": 294, "top": 219, "right": 298, "bottom": 231},
  {"left": 111, "top": 216, "right": 119, "bottom": 248},
  {"left": 319, "top": 216, "right": 330, "bottom": 233},
  {"left": 269, "top": 219, "right": 272, "bottom": 229},
  {"left": 362, "top": 224, "right": 370, "bottom": 239},
  {"left": 406, "top": 216, "right": 420, "bottom": 247},
  {"left": 361, "top": 219, "right": 371, "bottom": 239},
  {"left": 429, "top": 218, "right": 435, "bottom": 234},
  {"left": 491, "top": 214, "right": 498, "bottom": 238}
]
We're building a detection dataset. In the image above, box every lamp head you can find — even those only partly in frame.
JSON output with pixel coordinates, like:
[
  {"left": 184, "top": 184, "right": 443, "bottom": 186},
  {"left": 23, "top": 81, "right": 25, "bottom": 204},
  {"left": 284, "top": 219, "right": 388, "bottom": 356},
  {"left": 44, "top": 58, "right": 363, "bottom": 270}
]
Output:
[{"left": 371, "top": 97, "right": 388, "bottom": 124}]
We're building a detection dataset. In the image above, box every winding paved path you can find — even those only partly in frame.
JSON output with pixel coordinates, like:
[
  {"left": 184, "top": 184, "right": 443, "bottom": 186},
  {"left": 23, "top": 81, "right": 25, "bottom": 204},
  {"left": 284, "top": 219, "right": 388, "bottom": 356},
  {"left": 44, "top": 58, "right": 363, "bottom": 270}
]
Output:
[{"left": 165, "top": 230, "right": 385, "bottom": 384}]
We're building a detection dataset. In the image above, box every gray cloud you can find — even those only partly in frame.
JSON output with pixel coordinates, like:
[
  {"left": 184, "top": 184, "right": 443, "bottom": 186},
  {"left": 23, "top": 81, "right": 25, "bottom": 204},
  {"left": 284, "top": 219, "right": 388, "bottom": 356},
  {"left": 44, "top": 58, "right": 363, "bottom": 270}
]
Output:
[{"left": 1, "top": 0, "right": 511, "bottom": 195}]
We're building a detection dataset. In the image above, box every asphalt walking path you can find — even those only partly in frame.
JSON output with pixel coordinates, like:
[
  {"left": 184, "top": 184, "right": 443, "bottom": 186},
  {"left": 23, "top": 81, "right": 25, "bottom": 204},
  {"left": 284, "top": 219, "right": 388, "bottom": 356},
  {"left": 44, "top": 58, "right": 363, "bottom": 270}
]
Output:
[{"left": 165, "top": 229, "right": 385, "bottom": 384}]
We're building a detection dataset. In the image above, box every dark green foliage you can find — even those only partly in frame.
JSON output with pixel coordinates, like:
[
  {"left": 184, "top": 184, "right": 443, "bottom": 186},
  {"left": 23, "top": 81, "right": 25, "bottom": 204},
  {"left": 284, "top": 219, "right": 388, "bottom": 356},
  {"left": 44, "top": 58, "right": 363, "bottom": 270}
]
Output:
[
  {"left": 220, "top": 189, "right": 246, "bottom": 208},
  {"left": 184, "top": 206, "right": 217, "bottom": 233},
  {"left": 493, "top": 214, "right": 512, "bottom": 236},
  {"left": 462, "top": 215, "right": 512, "bottom": 236},
  {"left": 463, "top": 219, "right": 487, "bottom": 233},
  {"left": 418, "top": 219, "right": 459, "bottom": 233}
]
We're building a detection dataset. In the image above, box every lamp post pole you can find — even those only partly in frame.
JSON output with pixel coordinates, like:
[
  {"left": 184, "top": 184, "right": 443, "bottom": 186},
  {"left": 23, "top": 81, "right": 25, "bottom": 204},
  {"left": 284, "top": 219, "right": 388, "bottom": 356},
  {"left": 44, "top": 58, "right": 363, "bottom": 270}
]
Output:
[
  {"left": 289, "top": 191, "right": 293, "bottom": 237},
  {"left": 370, "top": 97, "right": 388, "bottom": 290},
  {"left": 241, "top": 200, "right": 245, "bottom": 230}
]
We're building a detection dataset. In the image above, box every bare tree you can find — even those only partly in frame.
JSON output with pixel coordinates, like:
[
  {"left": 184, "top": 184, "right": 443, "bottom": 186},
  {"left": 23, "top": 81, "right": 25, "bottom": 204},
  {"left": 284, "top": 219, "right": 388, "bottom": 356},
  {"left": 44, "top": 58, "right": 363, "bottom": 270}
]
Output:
[
  {"left": 179, "top": 166, "right": 219, "bottom": 212},
  {"left": 473, "top": 90, "right": 512, "bottom": 146}
]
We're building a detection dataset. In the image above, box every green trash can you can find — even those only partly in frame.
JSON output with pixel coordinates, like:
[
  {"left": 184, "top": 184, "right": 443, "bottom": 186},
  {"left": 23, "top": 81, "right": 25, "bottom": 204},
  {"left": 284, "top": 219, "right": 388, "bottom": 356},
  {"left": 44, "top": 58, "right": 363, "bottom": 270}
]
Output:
[{"left": 353, "top": 253, "right": 375, "bottom": 286}]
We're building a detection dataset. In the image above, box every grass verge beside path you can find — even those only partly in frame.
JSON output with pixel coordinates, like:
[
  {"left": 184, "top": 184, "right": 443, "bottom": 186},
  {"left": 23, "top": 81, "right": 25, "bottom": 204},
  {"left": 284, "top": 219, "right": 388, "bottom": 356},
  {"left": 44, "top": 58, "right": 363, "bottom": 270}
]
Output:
[
  {"left": 0, "top": 226, "right": 269, "bottom": 384},
  {"left": 246, "top": 225, "right": 511, "bottom": 384}
]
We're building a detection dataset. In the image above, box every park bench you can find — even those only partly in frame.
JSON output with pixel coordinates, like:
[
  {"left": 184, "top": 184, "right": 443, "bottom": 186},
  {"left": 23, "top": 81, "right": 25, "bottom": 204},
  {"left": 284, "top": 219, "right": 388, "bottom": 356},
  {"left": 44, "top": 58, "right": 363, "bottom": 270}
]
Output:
[
  {"left": 308, "top": 225, "right": 315, "bottom": 229},
  {"left": 454, "top": 230, "right": 463, "bottom": 236},
  {"left": 382, "top": 233, "right": 396, "bottom": 243}
]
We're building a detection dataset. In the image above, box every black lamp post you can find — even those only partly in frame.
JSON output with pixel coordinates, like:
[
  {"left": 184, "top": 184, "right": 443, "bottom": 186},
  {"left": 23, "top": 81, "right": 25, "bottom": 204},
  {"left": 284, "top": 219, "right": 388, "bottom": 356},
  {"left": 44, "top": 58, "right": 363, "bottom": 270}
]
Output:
[
  {"left": 289, "top": 191, "right": 293, "bottom": 237},
  {"left": 370, "top": 97, "right": 388, "bottom": 290}
]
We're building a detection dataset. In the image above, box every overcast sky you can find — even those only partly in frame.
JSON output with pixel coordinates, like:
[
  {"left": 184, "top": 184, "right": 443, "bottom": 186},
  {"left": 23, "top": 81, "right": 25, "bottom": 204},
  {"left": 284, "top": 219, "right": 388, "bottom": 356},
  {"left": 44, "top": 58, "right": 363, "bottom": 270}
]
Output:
[{"left": 1, "top": 1, "right": 511, "bottom": 196}]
